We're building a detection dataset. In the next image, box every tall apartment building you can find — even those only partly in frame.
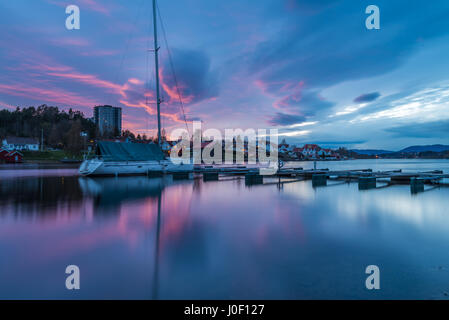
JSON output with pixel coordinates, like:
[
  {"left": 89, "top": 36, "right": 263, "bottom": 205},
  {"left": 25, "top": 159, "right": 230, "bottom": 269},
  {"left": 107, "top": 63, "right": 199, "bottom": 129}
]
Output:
[{"left": 94, "top": 105, "right": 122, "bottom": 136}]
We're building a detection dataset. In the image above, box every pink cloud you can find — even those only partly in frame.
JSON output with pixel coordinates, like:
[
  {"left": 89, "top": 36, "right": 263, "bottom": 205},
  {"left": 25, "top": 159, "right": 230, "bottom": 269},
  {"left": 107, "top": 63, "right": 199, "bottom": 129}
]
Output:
[
  {"left": 255, "top": 79, "right": 305, "bottom": 111},
  {"left": 51, "top": 38, "right": 90, "bottom": 47},
  {"left": 6, "top": 63, "right": 72, "bottom": 73},
  {"left": 159, "top": 67, "right": 195, "bottom": 104},
  {"left": 0, "top": 83, "right": 99, "bottom": 108},
  {"left": 120, "top": 99, "right": 184, "bottom": 124},
  {"left": 128, "top": 78, "right": 143, "bottom": 85},
  {"left": 79, "top": 49, "right": 119, "bottom": 57},
  {"left": 255, "top": 79, "right": 305, "bottom": 96},
  {"left": 0, "top": 100, "right": 17, "bottom": 110},
  {"left": 2, "top": 52, "right": 190, "bottom": 128},
  {"left": 78, "top": 0, "right": 111, "bottom": 15},
  {"left": 45, "top": 0, "right": 111, "bottom": 15},
  {"left": 47, "top": 71, "right": 123, "bottom": 93}
]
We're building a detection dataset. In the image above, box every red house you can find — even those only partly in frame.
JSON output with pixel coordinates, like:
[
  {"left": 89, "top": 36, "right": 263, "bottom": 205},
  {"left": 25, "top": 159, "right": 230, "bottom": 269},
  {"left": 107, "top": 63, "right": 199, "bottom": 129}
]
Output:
[
  {"left": 0, "top": 148, "right": 23, "bottom": 163},
  {"left": 0, "top": 148, "right": 8, "bottom": 162}
]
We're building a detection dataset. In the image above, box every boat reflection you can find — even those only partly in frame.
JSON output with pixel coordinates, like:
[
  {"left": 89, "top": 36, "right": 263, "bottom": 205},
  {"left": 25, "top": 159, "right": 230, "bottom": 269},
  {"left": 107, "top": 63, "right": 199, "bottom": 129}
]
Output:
[
  {"left": 78, "top": 176, "right": 170, "bottom": 212},
  {"left": 152, "top": 193, "right": 162, "bottom": 300},
  {"left": 77, "top": 175, "right": 196, "bottom": 299}
]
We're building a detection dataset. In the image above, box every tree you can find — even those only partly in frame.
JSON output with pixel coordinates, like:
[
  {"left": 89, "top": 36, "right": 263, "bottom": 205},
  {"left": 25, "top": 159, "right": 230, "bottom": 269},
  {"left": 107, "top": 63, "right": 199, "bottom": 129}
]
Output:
[
  {"left": 122, "top": 129, "right": 136, "bottom": 140},
  {"left": 49, "top": 124, "right": 64, "bottom": 149},
  {"left": 65, "top": 120, "right": 83, "bottom": 155}
]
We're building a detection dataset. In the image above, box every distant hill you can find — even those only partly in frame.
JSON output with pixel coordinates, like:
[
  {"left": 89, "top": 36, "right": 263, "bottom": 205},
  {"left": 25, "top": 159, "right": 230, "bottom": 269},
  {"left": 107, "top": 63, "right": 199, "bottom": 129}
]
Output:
[
  {"left": 345, "top": 145, "right": 449, "bottom": 159},
  {"left": 398, "top": 144, "right": 449, "bottom": 153},
  {"left": 351, "top": 149, "right": 394, "bottom": 155}
]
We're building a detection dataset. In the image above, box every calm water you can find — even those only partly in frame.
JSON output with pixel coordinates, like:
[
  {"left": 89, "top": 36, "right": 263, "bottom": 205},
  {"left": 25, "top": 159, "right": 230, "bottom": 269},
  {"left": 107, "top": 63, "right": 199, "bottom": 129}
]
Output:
[{"left": 1, "top": 159, "right": 449, "bottom": 299}]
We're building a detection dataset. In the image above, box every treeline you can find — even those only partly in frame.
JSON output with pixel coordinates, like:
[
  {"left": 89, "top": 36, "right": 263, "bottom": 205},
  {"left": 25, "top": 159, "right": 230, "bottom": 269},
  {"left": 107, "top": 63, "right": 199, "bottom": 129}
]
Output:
[
  {"left": 381, "top": 151, "right": 449, "bottom": 159},
  {"left": 336, "top": 147, "right": 449, "bottom": 159},
  {"left": 335, "top": 148, "right": 375, "bottom": 159},
  {"left": 122, "top": 128, "right": 165, "bottom": 143},
  {"left": 0, "top": 105, "right": 96, "bottom": 154}
]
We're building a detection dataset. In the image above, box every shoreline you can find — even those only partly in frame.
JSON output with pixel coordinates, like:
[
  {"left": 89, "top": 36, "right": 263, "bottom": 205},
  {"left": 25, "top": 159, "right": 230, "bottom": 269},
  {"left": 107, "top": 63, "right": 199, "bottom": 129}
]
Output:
[
  {"left": 0, "top": 157, "right": 447, "bottom": 167},
  {"left": 0, "top": 162, "right": 80, "bottom": 169}
]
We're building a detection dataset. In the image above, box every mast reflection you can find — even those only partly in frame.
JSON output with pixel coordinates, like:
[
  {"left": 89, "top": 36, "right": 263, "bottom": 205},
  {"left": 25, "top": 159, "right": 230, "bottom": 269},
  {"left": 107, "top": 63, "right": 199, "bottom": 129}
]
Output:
[{"left": 152, "top": 192, "right": 162, "bottom": 300}]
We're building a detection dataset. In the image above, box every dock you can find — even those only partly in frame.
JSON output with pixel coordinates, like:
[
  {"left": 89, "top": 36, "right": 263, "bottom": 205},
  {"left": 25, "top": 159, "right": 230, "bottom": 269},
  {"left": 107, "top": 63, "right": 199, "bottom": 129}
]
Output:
[{"left": 161, "top": 165, "right": 449, "bottom": 194}]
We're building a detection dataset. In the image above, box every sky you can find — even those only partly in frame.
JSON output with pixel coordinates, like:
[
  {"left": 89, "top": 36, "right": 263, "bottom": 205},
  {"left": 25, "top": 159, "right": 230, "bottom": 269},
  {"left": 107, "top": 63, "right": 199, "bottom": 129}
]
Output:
[{"left": 1, "top": 0, "right": 449, "bottom": 150}]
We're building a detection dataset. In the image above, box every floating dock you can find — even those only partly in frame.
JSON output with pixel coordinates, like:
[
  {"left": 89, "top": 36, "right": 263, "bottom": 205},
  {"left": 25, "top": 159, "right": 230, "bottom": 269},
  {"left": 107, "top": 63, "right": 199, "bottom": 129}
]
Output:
[{"left": 175, "top": 165, "right": 448, "bottom": 193}]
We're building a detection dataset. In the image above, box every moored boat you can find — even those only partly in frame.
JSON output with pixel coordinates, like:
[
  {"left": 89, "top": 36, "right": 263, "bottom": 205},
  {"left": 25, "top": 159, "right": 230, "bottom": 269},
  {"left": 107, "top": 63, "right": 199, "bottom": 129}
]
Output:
[
  {"left": 79, "top": 0, "right": 193, "bottom": 177},
  {"left": 79, "top": 141, "right": 192, "bottom": 176}
]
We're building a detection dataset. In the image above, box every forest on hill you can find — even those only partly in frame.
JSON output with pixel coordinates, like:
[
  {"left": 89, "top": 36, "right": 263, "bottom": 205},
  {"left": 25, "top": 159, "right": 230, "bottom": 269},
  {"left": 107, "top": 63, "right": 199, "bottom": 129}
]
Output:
[{"left": 0, "top": 105, "right": 96, "bottom": 154}]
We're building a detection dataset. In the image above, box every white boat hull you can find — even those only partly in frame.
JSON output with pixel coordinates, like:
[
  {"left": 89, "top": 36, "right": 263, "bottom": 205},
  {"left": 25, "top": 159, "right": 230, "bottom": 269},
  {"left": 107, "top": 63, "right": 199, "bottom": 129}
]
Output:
[{"left": 79, "top": 159, "right": 193, "bottom": 176}]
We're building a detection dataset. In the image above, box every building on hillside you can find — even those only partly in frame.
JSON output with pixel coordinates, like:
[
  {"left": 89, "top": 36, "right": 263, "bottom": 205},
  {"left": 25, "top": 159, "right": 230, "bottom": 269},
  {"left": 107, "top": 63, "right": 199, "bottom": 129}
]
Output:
[
  {"left": 293, "top": 147, "right": 305, "bottom": 159},
  {"left": 279, "top": 142, "right": 290, "bottom": 154},
  {"left": 104, "top": 137, "right": 129, "bottom": 143},
  {"left": 318, "top": 148, "right": 333, "bottom": 157},
  {"left": 0, "top": 148, "right": 23, "bottom": 163},
  {"left": 299, "top": 144, "right": 321, "bottom": 159},
  {"left": 292, "top": 144, "right": 340, "bottom": 159},
  {"left": 94, "top": 105, "right": 122, "bottom": 136},
  {"left": 1, "top": 136, "right": 39, "bottom": 151},
  {"left": 0, "top": 148, "right": 9, "bottom": 160},
  {"left": 161, "top": 140, "right": 174, "bottom": 153}
]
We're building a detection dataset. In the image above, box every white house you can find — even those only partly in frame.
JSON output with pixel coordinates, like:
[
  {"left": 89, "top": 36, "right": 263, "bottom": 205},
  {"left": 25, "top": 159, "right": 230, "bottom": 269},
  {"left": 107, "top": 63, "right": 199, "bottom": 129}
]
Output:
[
  {"left": 160, "top": 140, "right": 174, "bottom": 153},
  {"left": 2, "top": 136, "right": 39, "bottom": 151},
  {"left": 318, "top": 148, "right": 333, "bottom": 157},
  {"left": 300, "top": 144, "right": 321, "bottom": 158},
  {"left": 299, "top": 144, "right": 337, "bottom": 159},
  {"left": 279, "top": 140, "right": 290, "bottom": 154}
]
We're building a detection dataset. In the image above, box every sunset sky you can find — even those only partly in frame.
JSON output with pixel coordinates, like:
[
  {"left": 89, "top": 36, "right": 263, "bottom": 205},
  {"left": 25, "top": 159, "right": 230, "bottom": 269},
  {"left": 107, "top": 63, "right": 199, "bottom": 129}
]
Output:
[{"left": 1, "top": 0, "right": 449, "bottom": 150}]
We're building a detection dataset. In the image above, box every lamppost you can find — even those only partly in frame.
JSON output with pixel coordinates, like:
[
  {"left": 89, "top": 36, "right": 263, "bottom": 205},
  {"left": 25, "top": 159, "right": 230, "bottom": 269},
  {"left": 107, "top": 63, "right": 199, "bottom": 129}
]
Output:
[{"left": 80, "top": 131, "right": 88, "bottom": 159}]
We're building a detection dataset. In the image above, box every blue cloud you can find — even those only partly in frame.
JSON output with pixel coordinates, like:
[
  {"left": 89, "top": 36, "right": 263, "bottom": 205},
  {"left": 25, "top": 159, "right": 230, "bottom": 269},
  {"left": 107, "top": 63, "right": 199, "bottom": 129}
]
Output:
[
  {"left": 273, "top": 90, "right": 335, "bottom": 116},
  {"left": 285, "top": 0, "right": 337, "bottom": 13},
  {"left": 161, "top": 48, "right": 219, "bottom": 106},
  {"left": 354, "top": 92, "right": 381, "bottom": 103},
  {"left": 248, "top": 0, "right": 449, "bottom": 89},
  {"left": 385, "top": 120, "right": 449, "bottom": 138},
  {"left": 268, "top": 112, "right": 306, "bottom": 126},
  {"left": 310, "top": 140, "right": 368, "bottom": 147}
]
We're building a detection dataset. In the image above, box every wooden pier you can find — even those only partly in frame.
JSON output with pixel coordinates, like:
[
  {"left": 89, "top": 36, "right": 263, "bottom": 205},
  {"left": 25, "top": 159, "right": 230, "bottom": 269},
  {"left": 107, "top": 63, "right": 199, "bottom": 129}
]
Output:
[{"left": 166, "top": 165, "right": 449, "bottom": 193}]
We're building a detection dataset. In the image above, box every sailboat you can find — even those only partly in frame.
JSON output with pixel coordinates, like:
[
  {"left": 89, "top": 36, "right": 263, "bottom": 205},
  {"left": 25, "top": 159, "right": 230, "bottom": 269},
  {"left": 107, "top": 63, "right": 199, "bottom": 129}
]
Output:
[{"left": 79, "top": 0, "right": 193, "bottom": 176}]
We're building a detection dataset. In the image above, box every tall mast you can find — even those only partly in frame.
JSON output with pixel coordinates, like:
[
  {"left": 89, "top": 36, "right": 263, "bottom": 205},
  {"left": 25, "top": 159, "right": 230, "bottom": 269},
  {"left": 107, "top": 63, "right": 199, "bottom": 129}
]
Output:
[{"left": 153, "top": 0, "right": 162, "bottom": 146}]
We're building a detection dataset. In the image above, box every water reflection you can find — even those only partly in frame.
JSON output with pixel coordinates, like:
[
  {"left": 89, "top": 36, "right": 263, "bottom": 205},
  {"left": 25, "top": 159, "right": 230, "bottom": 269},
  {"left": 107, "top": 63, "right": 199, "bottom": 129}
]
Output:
[
  {"left": 1, "top": 160, "right": 449, "bottom": 299},
  {"left": 0, "top": 176, "right": 83, "bottom": 220},
  {"left": 79, "top": 176, "right": 166, "bottom": 217},
  {"left": 152, "top": 193, "right": 161, "bottom": 300}
]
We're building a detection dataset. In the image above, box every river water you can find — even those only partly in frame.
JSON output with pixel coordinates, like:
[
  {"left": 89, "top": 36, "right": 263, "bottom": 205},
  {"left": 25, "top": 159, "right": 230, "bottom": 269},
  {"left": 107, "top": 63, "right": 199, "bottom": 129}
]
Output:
[{"left": 1, "top": 159, "right": 449, "bottom": 299}]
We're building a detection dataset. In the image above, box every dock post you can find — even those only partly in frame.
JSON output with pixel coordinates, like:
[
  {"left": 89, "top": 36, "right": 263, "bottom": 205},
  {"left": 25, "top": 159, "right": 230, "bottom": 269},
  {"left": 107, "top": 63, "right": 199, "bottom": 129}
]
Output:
[
  {"left": 391, "top": 176, "right": 412, "bottom": 184},
  {"left": 172, "top": 172, "right": 191, "bottom": 180},
  {"left": 203, "top": 172, "right": 219, "bottom": 182},
  {"left": 312, "top": 174, "right": 327, "bottom": 187},
  {"left": 358, "top": 177, "right": 376, "bottom": 190},
  {"left": 148, "top": 170, "right": 163, "bottom": 177},
  {"left": 245, "top": 173, "right": 263, "bottom": 186},
  {"left": 410, "top": 178, "right": 424, "bottom": 194}
]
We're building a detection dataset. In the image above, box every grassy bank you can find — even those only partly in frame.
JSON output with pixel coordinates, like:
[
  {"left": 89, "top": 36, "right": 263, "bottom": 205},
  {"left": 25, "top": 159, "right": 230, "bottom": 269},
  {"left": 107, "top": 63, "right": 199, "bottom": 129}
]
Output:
[{"left": 22, "top": 150, "right": 82, "bottom": 162}]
